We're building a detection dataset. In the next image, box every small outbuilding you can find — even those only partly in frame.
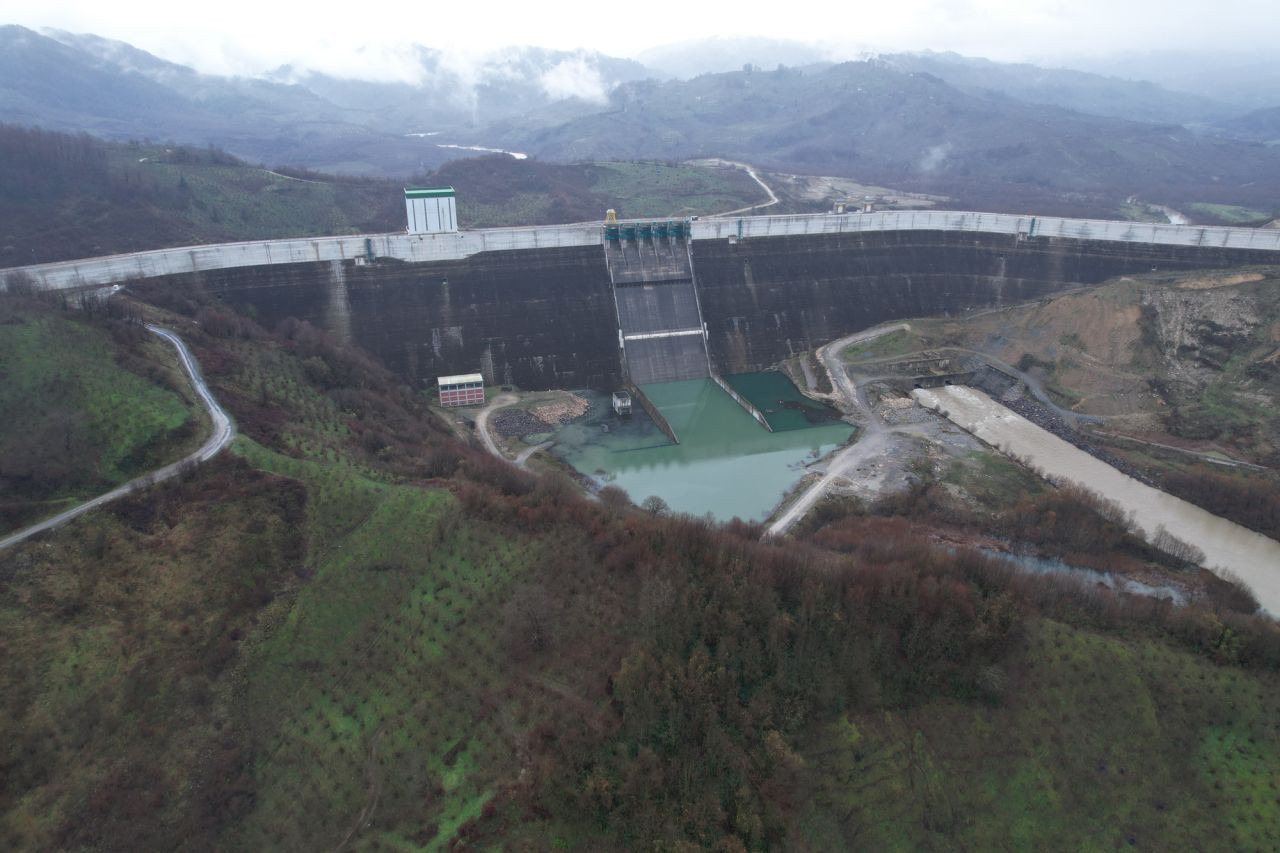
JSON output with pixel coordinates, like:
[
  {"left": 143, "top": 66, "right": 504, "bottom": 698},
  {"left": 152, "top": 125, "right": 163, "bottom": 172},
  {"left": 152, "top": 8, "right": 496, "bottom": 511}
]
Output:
[
  {"left": 438, "top": 372, "right": 485, "bottom": 407},
  {"left": 405, "top": 186, "right": 458, "bottom": 234}
]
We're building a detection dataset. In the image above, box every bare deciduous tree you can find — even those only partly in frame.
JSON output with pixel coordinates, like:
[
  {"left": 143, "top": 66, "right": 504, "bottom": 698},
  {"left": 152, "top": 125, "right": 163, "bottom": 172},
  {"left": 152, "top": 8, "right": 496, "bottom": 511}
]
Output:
[
  {"left": 1152, "top": 524, "right": 1207, "bottom": 567},
  {"left": 640, "top": 495, "right": 669, "bottom": 517},
  {"left": 502, "top": 583, "right": 561, "bottom": 661}
]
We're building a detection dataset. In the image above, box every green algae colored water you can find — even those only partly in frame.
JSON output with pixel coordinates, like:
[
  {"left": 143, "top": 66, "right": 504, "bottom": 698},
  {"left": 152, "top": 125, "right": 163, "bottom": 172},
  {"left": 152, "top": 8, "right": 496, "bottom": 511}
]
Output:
[
  {"left": 553, "top": 377, "right": 853, "bottom": 522},
  {"left": 722, "top": 371, "right": 842, "bottom": 431}
]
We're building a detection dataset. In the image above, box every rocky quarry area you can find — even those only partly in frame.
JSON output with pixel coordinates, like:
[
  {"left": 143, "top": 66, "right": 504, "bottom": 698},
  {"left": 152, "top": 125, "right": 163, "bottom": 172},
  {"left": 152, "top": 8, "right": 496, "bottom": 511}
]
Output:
[
  {"left": 1140, "top": 283, "right": 1267, "bottom": 382},
  {"left": 492, "top": 393, "right": 590, "bottom": 439},
  {"left": 1136, "top": 274, "right": 1280, "bottom": 463}
]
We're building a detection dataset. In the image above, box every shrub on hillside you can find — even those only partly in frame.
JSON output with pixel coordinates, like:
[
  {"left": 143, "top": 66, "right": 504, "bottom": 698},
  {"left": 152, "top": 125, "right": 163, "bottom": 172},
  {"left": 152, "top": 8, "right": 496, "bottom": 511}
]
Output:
[{"left": 1158, "top": 468, "right": 1280, "bottom": 540}]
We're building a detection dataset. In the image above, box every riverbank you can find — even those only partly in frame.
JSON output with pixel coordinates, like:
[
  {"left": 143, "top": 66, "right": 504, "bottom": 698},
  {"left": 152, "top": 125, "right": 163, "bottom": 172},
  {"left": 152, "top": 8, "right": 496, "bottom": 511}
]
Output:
[{"left": 916, "top": 385, "right": 1280, "bottom": 615}]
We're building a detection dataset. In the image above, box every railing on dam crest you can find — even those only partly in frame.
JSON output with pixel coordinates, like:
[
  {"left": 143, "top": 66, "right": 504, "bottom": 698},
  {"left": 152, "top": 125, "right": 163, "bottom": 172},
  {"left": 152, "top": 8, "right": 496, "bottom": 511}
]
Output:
[
  {"left": 6, "top": 211, "right": 1280, "bottom": 291},
  {"left": 689, "top": 210, "right": 1280, "bottom": 252}
]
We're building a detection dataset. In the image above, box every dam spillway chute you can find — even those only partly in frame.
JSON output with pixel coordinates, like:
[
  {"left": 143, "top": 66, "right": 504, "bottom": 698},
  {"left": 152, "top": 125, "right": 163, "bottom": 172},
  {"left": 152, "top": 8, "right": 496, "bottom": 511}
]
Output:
[
  {"left": 605, "top": 219, "right": 711, "bottom": 385},
  {"left": 622, "top": 333, "right": 710, "bottom": 385}
]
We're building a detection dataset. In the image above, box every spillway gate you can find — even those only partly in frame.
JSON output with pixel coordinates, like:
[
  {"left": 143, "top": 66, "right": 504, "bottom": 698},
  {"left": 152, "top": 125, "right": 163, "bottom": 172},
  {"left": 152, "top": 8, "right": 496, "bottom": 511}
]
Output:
[{"left": 605, "top": 221, "right": 712, "bottom": 385}]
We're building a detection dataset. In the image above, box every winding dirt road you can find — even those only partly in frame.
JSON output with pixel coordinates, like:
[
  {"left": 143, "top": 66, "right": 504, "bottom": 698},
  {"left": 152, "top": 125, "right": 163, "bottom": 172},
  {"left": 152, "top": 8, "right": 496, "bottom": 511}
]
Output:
[
  {"left": 767, "top": 324, "right": 910, "bottom": 537},
  {"left": 473, "top": 392, "right": 518, "bottom": 460},
  {"left": 0, "top": 324, "right": 235, "bottom": 551},
  {"left": 848, "top": 344, "right": 1104, "bottom": 428},
  {"left": 515, "top": 441, "right": 552, "bottom": 466},
  {"left": 473, "top": 394, "right": 561, "bottom": 469},
  {"left": 701, "top": 159, "right": 780, "bottom": 217},
  {"left": 767, "top": 319, "right": 1124, "bottom": 536}
]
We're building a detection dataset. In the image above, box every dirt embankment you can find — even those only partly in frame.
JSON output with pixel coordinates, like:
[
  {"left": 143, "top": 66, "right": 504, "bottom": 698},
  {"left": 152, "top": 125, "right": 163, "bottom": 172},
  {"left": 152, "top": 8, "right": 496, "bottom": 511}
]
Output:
[
  {"left": 896, "top": 267, "right": 1280, "bottom": 464},
  {"left": 766, "top": 170, "right": 948, "bottom": 212}
]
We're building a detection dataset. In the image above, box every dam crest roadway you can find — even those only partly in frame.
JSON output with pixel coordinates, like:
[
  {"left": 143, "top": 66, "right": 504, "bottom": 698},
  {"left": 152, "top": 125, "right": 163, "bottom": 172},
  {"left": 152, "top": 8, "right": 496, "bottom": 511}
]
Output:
[{"left": 7, "top": 209, "right": 1280, "bottom": 292}]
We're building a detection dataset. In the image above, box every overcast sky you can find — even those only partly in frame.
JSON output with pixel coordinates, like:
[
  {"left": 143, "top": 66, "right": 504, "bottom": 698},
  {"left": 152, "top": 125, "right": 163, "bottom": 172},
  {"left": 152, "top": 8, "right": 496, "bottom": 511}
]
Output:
[{"left": 3, "top": 0, "right": 1276, "bottom": 80}]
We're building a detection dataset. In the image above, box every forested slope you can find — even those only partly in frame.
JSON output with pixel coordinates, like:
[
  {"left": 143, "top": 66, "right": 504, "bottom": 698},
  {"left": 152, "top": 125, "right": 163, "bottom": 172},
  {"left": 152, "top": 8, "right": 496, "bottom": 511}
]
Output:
[
  {"left": 0, "top": 125, "right": 762, "bottom": 266},
  {"left": 1, "top": 289, "right": 1278, "bottom": 849}
]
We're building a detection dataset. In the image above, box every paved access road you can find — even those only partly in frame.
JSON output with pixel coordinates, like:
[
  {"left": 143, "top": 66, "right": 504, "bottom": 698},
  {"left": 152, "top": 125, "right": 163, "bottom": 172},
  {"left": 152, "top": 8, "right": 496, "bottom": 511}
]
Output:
[{"left": 0, "top": 324, "right": 235, "bottom": 551}]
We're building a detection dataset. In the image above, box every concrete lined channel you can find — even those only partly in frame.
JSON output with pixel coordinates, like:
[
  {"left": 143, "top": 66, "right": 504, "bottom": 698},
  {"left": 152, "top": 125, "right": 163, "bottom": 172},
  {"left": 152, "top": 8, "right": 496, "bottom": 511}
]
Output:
[{"left": 914, "top": 385, "right": 1280, "bottom": 615}]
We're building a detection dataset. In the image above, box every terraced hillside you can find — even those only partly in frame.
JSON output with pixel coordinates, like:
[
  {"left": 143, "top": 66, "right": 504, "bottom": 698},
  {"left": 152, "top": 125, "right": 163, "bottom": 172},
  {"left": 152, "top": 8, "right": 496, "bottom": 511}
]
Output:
[
  {"left": 1, "top": 289, "right": 1278, "bottom": 849},
  {"left": 0, "top": 295, "right": 201, "bottom": 533}
]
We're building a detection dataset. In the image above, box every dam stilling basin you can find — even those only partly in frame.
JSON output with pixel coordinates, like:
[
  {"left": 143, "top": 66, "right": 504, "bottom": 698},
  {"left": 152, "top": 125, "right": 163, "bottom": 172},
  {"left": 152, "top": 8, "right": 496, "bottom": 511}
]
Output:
[{"left": 552, "top": 375, "right": 853, "bottom": 522}]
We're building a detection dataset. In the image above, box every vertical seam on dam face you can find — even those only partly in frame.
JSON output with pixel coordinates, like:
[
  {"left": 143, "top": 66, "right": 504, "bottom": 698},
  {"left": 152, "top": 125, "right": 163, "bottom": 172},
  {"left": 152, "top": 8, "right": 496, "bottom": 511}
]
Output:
[
  {"left": 104, "top": 225, "right": 1280, "bottom": 402},
  {"left": 324, "top": 259, "right": 353, "bottom": 344}
]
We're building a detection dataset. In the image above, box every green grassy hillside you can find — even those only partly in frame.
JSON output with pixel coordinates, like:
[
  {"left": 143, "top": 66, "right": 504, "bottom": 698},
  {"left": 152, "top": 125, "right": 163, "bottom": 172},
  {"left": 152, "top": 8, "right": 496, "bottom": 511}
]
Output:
[
  {"left": 798, "top": 616, "right": 1280, "bottom": 848},
  {"left": 1186, "top": 202, "right": 1273, "bottom": 225},
  {"left": 0, "top": 126, "right": 404, "bottom": 265},
  {"left": 0, "top": 296, "right": 200, "bottom": 532},
  {"left": 0, "top": 125, "right": 764, "bottom": 266},
  {"left": 426, "top": 155, "right": 764, "bottom": 227},
  {"left": 2, "top": 291, "right": 1278, "bottom": 850}
]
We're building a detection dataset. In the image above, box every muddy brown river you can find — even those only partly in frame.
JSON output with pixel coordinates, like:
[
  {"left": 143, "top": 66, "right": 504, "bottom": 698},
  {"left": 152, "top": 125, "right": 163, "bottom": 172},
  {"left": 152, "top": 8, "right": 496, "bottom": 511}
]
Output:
[{"left": 914, "top": 386, "right": 1280, "bottom": 615}]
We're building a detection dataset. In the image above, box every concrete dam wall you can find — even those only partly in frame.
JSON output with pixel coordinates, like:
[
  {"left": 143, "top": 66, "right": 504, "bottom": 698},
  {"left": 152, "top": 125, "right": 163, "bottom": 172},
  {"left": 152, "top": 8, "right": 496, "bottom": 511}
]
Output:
[
  {"left": 128, "top": 227, "right": 1280, "bottom": 390},
  {"left": 138, "top": 246, "right": 621, "bottom": 390},
  {"left": 692, "top": 230, "right": 1280, "bottom": 373}
]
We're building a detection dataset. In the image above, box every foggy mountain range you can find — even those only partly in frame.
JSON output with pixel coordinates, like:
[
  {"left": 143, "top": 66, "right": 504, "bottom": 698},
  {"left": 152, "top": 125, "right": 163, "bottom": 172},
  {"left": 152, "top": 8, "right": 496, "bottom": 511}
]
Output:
[{"left": 2, "top": 24, "right": 1278, "bottom": 213}]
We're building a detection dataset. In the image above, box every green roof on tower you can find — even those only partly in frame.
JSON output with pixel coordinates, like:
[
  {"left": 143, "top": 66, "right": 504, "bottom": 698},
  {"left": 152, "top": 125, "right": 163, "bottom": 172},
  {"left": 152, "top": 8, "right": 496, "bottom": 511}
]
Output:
[{"left": 404, "top": 186, "right": 456, "bottom": 199}]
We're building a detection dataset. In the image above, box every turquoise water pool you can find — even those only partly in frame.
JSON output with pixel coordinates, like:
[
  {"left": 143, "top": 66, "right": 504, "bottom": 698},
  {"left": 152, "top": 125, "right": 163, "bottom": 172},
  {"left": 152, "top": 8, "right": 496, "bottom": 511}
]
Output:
[
  {"left": 552, "top": 377, "right": 853, "bottom": 521},
  {"left": 722, "top": 371, "right": 842, "bottom": 431}
]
